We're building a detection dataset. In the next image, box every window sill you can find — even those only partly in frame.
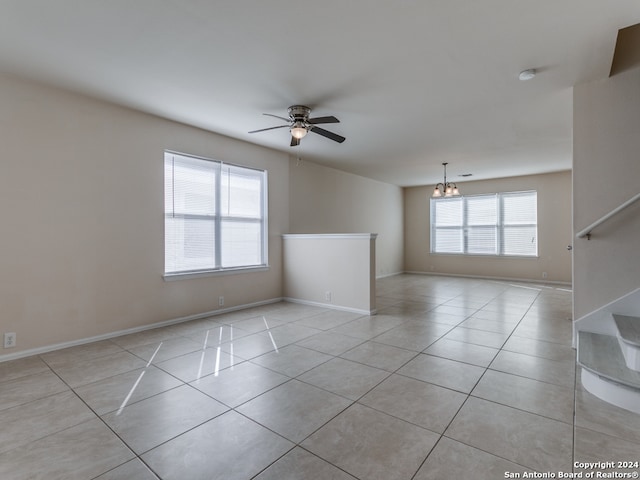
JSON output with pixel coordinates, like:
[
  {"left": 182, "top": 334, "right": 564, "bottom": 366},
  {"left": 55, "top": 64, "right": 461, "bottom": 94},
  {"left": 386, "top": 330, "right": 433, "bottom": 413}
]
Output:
[
  {"left": 429, "top": 252, "right": 539, "bottom": 259},
  {"left": 163, "top": 265, "right": 269, "bottom": 281}
]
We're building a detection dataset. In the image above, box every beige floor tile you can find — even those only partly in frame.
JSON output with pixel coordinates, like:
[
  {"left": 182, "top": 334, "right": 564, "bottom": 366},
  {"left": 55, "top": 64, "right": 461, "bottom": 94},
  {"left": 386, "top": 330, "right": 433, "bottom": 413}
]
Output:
[
  {"left": 184, "top": 323, "right": 252, "bottom": 345},
  {"left": 574, "top": 426, "right": 640, "bottom": 474},
  {"left": 445, "top": 397, "right": 573, "bottom": 472},
  {"left": 490, "top": 349, "right": 576, "bottom": 387},
  {"left": 102, "top": 384, "right": 228, "bottom": 453},
  {"left": 0, "top": 390, "right": 95, "bottom": 454},
  {"left": 0, "top": 419, "right": 134, "bottom": 480},
  {"left": 0, "top": 276, "right": 584, "bottom": 480},
  {"left": 266, "top": 323, "right": 322, "bottom": 346},
  {"left": 95, "top": 459, "right": 159, "bottom": 479},
  {"left": 250, "top": 344, "right": 332, "bottom": 377},
  {"left": 0, "top": 370, "right": 68, "bottom": 411},
  {"left": 142, "top": 411, "right": 294, "bottom": 480},
  {"left": 219, "top": 332, "right": 280, "bottom": 360},
  {"left": 468, "top": 309, "right": 525, "bottom": 323},
  {"left": 294, "top": 310, "right": 363, "bottom": 330},
  {"left": 237, "top": 379, "right": 351, "bottom": 442},
  {"left": 155, "top": 347, "right": 241, "bottom": 383},
  {"left": 472, "top": 369, "right": 575, "bottom": 424},
  {"left": 370, "top": 323, "right": 450, "bottom": 352},
  {"left": 0, "top": 356, "right": 50, "bottom": 383},
  {"left": 397, "top": 354, "right": 485, "bottom": 393},
  {"left": 190, "top": 361, "right": 289, "bottom": 407},
  {"left": 39, "top": 340, "right": 124, "bottom": 368},
  {"left": 228, "top": 315, "right": 288, "bottom": 333},
  {"left": 512, "top": 319, "right": 573, "bottom": 345},
  {"left": 74, "top": 365, "right": 183, "bottom": 415},
  {"left": 49, "top": 350, "right": 148, "bottom": 387},
  {"left": 502, "top": 335, "right": 576, "bottom": 362},
  {"left": 330, "top": 315, "right": 405, "bottom": 340},
  {"left": 419, "top": 311, "right": 469, "bottom": 326},
  {"left": 159, "top": 317, "right": 223, "bottom": 337},
  {"left": 296, "top": 332, "right": 365, "bottom": 356},
  {"left": 266, "top": 305, "right": 329, "bottom": 322},
  {"left": 443, "top": 326, "right": 509, "bottom": 349},
  {"left": 127, "top": 336, "right": 203, "bottom": 363},
  {"left": 302, "top": 404, "right": 439, "bottom": 480},
  {"left": 424, "top": 338, "right": 499, "bottom": 367},
  {"left": 298, "top": 357, "right": 389, "bottom": 400},
  {"left": 360, "top": 373, "right": 467, "bottom": 433},
  {"left": 430, "top": 305, "right": 478, "bottom": 317},
  {"left": 111, "top": 327, "right": 180, "bottom": 350},
  {"left": 476, "top": 305, "right": 528, "bottom": 318},
  {"left": 340, "top": 341, "right": 416, "bottom": 371},
  {"left": 378, "top": 303, "right": 438, "bottom": 317},
  {"left": 459, "top": 317, "right": 518, "bottom": 334},
  {"left": 254, "top": 447, "right": 357, "bottom": 480},
  {"left": 414, "top": 437, "right": 527, "bottom": 480},
  {"left": 444, "top": 298, "right": 489, "bottom": 309}
]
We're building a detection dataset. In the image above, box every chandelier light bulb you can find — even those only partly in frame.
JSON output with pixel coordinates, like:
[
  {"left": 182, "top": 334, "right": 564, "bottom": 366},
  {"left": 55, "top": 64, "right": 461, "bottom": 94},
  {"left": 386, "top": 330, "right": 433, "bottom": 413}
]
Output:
[{"left": 432, "top": 162, "right": 462, "bottom": 198}]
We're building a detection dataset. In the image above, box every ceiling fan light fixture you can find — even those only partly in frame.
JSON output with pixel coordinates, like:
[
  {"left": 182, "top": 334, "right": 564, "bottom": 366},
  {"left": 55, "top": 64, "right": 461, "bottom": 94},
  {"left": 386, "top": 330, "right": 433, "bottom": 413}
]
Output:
[
  {"left": 249, "top": 105, "right": 344, "bottom": 145},
  {"left": 290, "top": 122, "right": 308, "bottom": 139},
  {"left": 519, "top": 68, "right": 536, "bottom": 81}
]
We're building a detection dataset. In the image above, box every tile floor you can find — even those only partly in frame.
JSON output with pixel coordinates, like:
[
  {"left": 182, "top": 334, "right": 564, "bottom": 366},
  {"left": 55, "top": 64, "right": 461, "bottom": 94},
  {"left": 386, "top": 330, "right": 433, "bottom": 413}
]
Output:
[{"left": 1, "top": 274, "right": 640, "bottom": 479}]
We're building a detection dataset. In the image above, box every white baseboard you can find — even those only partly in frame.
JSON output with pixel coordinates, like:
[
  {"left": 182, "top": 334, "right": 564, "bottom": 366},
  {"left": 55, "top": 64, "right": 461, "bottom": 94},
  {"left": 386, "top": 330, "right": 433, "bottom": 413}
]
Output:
[
  {"left": 376, "top": 271, "right": 404, "bottom": 280},
  {"left": 404, "top": 270, "right": 573, "bottom": 287},
  {"left": 283, "top": 297, "right": 376, "bottom": 316},
  {"left": 0, "top": 297, "right": 283, "bottom": 363}
]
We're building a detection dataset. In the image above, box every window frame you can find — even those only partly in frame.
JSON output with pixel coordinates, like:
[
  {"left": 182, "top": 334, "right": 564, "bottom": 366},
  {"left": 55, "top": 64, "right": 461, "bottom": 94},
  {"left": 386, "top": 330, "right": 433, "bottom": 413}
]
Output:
[
  {"left": 430, "top": 190, "right": 538, "bottom": 258},
  {"left": 163, "top": 150, "right": 269, "bottom": 279}
]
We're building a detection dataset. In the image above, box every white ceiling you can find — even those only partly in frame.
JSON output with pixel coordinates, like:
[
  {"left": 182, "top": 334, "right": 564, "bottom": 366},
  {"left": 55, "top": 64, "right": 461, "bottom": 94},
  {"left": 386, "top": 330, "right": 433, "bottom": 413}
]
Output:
[{"left": 1, "top": 1, "right": 639, "bottom": 186}]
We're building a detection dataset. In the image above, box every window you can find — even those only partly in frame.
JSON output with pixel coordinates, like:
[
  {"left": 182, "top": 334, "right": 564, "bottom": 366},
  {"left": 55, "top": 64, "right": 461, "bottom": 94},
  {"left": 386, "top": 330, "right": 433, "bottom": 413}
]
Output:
[
  {"left": 430, "top": 191, "right": 537, "bottom": 257},
  {"left": 164, "top": 151, "right": 267, "bottom": 276}
]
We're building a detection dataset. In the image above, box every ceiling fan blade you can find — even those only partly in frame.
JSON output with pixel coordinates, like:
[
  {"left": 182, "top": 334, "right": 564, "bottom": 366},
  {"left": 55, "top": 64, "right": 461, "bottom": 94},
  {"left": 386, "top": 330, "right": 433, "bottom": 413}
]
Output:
[
  {"left": 290, "top": 136, "right": 300, "bottom": 147},
  {"left": 248, "top": 125, "right": 289, "bottom": 134},
  {"left": 308, "top": 115, "right": 340, "bottom": 124},
  {"left": 263, "top": 113, "right": 291, "bottom": 122},
  {"left": 310, "top": 126, "right": 346, "bottom": 143}
]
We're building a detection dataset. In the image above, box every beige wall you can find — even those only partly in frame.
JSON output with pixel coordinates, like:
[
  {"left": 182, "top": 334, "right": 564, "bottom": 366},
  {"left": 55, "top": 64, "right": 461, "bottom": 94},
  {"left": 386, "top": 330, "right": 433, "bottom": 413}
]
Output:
[
  {"left": 573, "top": 66, "right": 640, "bottom": 319},
  {"left": 0, "top": 74, "right": 290, "bottom": 356},
  {"left": 404, "top": 171, "right": 573, "bottom": 284},
  {"left": 288, "top": 159, "right": 404, "bottom": 278},
  {"left": 283, "top": 234, "right": 376, "bottom": 313}
]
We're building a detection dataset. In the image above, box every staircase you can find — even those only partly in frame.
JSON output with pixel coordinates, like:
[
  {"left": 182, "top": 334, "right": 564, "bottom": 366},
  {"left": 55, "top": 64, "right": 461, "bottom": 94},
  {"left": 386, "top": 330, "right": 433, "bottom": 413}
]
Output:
[{"left": 577, "top": 314, "right": 640, "bottom": 414}]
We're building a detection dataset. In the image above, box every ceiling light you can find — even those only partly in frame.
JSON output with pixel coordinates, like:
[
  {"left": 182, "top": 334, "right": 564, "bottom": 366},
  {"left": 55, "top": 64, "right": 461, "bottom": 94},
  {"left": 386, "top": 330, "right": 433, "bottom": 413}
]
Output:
[
  {"left": 432, "top": 162, "right": 461, "bottom": 198},
  {"left": 519, "top": 69, "right": 536, "bottom": 81},
  {"left": 290, "top": 121, "right": 308, "bottom": 139}
]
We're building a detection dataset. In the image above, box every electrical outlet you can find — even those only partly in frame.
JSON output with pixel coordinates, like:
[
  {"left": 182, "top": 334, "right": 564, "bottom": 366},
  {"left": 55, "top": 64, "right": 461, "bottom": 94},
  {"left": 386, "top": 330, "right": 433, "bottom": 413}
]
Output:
[
  {"left": 325, "top": 291, "right": 332, "bottom": 302},
  {"left": 219, "top": 296, "right": 224, "bottom": 307},
  {"left": 542, "top": 272, "right": 548, "bottom": 279},
  {"left": 4, "top": 332, "right": 16, "bottom": 349}
]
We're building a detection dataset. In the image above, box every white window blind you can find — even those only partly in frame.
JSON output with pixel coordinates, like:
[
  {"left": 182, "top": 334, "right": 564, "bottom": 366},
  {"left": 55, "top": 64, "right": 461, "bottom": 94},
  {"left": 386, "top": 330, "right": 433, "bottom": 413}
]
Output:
[
  {"left": 431, "top": 191, "right": 537, "bottom": 257},
  {"left": 164, "top": 152, "right": 267, "bottom": 275}
]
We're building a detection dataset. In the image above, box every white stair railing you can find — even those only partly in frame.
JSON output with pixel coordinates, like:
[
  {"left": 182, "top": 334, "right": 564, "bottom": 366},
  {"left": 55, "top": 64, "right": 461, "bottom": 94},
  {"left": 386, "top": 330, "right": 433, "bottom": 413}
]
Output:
[{"left": 576, "top": 192, "right": 640, "bottom": 240}]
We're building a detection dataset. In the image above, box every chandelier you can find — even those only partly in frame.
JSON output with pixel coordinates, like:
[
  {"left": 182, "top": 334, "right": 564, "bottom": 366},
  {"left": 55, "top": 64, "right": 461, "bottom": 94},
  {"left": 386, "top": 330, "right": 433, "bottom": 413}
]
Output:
[{"left": 432, "top": 162, "right": 460, "bottom": 198}]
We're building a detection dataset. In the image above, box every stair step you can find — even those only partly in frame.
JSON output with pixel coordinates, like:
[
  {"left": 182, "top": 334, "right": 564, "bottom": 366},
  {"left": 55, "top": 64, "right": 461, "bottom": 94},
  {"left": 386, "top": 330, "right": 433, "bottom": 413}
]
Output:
[
  {"left": 613, "top": 314, "right": 640, "bottom": 371},
  {"left": 577, "top": 331, "right": 640, "bottom": 390},
  {"left": 613, "top": 314, "right": 640, "bottom": 347}
]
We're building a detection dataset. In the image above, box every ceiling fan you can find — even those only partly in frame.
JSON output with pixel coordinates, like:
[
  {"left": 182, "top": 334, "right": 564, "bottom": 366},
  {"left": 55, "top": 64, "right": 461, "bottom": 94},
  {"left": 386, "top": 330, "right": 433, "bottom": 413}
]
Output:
[{"left": 248, "top": 105, "right": 345, "bottom": 146}]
